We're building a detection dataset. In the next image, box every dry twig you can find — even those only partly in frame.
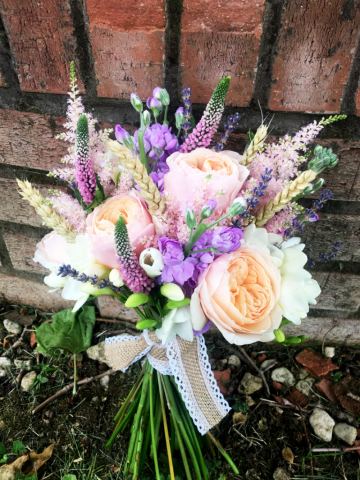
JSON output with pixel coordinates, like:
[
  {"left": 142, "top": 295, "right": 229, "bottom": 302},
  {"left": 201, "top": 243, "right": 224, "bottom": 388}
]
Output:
[
  {"left": 1, "top": 328, "right": 27, "bottom": 357},
  {"left": 297, "top": 405, "right": 314, "bottom": 478},
  {"left": 32, "top": 368, "right": 115, "bottom": 415}
]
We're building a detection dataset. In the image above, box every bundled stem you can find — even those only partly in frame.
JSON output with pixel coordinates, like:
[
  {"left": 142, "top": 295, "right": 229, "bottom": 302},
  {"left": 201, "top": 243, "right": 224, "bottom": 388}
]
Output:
[
  {"left": 17, "top": 179, "right": 77, "bottom": 243},
  {"left": 255, "top": 169, "right": 318, "bottom": 227}
]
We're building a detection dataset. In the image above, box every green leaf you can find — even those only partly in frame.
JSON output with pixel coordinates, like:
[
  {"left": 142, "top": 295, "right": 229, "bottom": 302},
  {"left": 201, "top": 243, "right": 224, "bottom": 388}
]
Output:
[
  {"left": 35, "top": 306, "right": 96, "bottom": 355},
  {"left": 95, "top": 187, "right": 104, "bottom": 203},
  {"left": 40, "top": 376, "right": 49, "bottom": 383},
  {"left": 280, "top": 318, "right": 292, "bottom": 327},
  {"left": 0, "top": 454, "right": 7, "bottom": 464},
  {"left": 74, "top": 187, "right": 84, "bottom": 206},
  {"left": 0, "top": 443, "right": 6, "bottom": 456},
  {"left": 12, "top": 440, "right": 26, "bottom": 454},
  {"left": 62, "top": 475, "right": 77, "bottom": 480},
  {"left": 95, "top": 173, "right": 105, "bottom": 198}
]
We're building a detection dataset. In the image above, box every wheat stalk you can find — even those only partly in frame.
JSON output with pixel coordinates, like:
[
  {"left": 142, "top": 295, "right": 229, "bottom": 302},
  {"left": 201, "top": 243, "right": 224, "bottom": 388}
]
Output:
[
  {"left": 17, "top": 179, "right": 77, "bottom": 243},
  {"left": 241, "top": 124, "right": 268, "bottom": 166},
  {"left": 107, "top": 140, "right": 165, "bottom": 214},
  {"left": 254, "top": 169, "right": 318, "bottom": 227}
]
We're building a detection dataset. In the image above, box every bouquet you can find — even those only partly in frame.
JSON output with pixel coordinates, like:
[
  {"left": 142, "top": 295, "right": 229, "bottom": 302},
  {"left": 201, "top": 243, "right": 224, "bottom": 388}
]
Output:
[{"left": 17, "top": 61, "right": 345, "bottom": 479}]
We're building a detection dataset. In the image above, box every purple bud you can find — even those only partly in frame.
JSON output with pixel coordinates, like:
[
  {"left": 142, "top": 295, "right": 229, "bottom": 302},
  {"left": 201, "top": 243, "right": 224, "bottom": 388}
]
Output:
[
  {"left": 176, "top": 107, "right": 184, "bottom": 116},
  {"left": 115, "top": 125, "right": 128, "bottom": 142},
  {"left": 146, "top": 97, "right": 152, "bottom": 109},
  {"left": 153, "top": 87, "right": 162, "bottom": 100},
  {"left": 150, "top": 97, "right": 161, "bottom": 109}
]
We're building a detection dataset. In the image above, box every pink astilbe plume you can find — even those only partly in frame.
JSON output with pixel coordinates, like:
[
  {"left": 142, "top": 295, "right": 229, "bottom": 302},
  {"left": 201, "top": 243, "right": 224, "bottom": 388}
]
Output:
[
  {"left": 265, "top": 204, "right": 304, "bottom": 236},
  {"left": 115, "top": 215, "right": 154, "bottom": 294},
  {"left": 47, "top": 190, "right": 87, "bottom": 233}
]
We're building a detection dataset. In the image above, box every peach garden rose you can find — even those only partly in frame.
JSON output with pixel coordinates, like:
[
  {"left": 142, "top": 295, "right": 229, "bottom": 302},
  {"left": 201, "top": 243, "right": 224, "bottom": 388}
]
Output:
[
  {"left": 163, "top": 148, "right": 249, "bottom": 213},
  {"left": 195, "top": 244, "right": 282, "bottom": 345},
  {"left": 86, "top": 191, "right": 155, "bottom": 269}
]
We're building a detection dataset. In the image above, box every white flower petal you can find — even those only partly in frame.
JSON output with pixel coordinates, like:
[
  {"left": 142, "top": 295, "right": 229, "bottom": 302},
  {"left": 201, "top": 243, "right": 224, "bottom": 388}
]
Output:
[
  {"left": 61, "top": 277, "right": 84, "bottom": 301},
  {"left": 190, "top": 291, "right": 207, "bottom": 331},
  {"left": 72, "top": 294, "right": 89, "bottom": 313},
  {"left": 281, "top": 237, "right": 301, "bottom": 249},
  {"left": 280, "top": 249, "right": 308, "bottom": 275},
  {"left": 175, "top": 319, "right": 194, "bottom": 342},
  {"left": 139, "top": 248, "right": 164, "bottom": 278}
]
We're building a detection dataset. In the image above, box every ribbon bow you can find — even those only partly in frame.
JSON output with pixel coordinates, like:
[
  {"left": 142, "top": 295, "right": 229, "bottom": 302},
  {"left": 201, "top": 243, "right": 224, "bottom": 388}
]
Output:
[{"left": 105, "top": 330, "right": 231, "bottom": 435}]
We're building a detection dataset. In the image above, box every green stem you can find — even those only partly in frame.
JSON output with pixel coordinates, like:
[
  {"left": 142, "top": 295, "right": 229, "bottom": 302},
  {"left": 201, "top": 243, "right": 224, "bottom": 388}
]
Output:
[
  {"left": 149, "top": 368, "right": 161, "bottom": 480},
  {"left": 206, "top": 213, "right": 230, "bottom": 229},
  {"left": 151, "top": 154, "right": 160, "bottom": 173},
  {"left": 137, "top": 128, "right": 150, "bottom": 174},
  {"left": 163, "top": 105, "right": 169, "bottom": 126},
  {"left": 188, "top": 247, "right": 214, "bottom": 255},
  {"left": 73, "top": 353, "right": 77, "bottom": 396},
  {"left": 158, "top": 373, "right": 175, "bottom": 480},
  {"left": 132, "top": 415, "right": 146, "bottom": 480},
  {"left": 124, "top": 365, "right": 150, "bottom": 475},
  {"left": 138, "top": 419, "right": 152, "bottom": 476},
  {"left": 184, "top": 222, "right": 208, "bottom": 257},
  {"left": 133, "top": 307, "right": 146, "bottom": 320},
  {"left": 151, "top": 384, "right": 163, "bottom": 459},
  {"left": 207, "top": 432, "right": 239, "bottom": 474},
  {"left": 162, "top": 376, "right": 202, "bottom": 480},
  {"left": 114, "top": 370, "right": 144, "bottom": 422},
  {"left": 169, "top": 405, "right": 192, "bottom": 480}
]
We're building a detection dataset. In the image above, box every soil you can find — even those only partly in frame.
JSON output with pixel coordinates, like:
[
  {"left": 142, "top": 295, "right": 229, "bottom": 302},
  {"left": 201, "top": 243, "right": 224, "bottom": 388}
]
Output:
[{"left": 1, "top": 301, "right": 360, "bottom": 480}]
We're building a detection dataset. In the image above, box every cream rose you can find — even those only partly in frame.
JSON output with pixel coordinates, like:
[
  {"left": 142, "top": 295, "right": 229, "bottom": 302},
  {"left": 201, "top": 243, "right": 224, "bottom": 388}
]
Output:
[
  {"left": 86, "top": 191, "right": 155, "bottom": 269},
  {"left": 196, "top": 244, "right": 282, "bottom": 345},
  {"left": 163, "top": 148, "right": 249, "bottom": 213}
]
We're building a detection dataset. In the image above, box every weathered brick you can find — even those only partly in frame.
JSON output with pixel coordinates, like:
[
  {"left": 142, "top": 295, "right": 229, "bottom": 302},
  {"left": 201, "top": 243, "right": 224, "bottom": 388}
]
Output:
[
  {"left": 0, "top": 0, "right": 83, "bottom": 94},
  {"left": 97, "top": 296, "right": 140, "bottom": 323},
  {"left": 0, "top": 274, "right": 73, "bottom": 312},
  {"left": 181, "top": 0, "right": 265, "bottom": 106},
  {"left": 86, "top": 0, "right": 165, "bottom": 99},
  {"left": 311, "top": 272, "right": 360, "bottom": 314},
  {"left": 282, "top": 317, "right": 360, "bottom": 345},
  {"left": 303, "top": 214, "right": 360, "bottom": 262},
  {"left": 269, "top": 0, "right": 360, "bottom": 113},
  {"left": 0, "top": 178, "right": 65, "bottom": 228},
  {"left": 0, "top": 72, "right": 9, "bottom": 88},
  {"left": 0, "top": 109, "right": 67, "bottom": 171},
  {"left": 3, "top": 233, "right": 48, "bottom": 274}
]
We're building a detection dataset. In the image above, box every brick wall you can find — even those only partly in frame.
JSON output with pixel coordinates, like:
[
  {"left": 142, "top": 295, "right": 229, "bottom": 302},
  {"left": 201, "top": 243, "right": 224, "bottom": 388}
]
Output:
[{"left": 0, "top": 0, "right": 360, "bottom": 343}]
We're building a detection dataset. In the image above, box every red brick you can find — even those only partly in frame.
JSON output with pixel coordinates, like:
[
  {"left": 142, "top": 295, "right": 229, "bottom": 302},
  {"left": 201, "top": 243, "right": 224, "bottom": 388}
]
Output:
[
  {"left": 0, "top": 0, "right": 83, "bottom": 94},
  {"left": 3, "top": 233, "right": 48, "bottom": 275},
  {"left": 269, "top": 0, "right": 360, "bottom": 113},
  {"left": 181, "top": 0, "right": 265, "bottom": 106},
  {"left": 97, "top": 296, "right": 140, "bottom": 323},
  {"left": 0, "top": 178, "right": 66, "bottom": 228},
  {"left": 0, "top": 273, "right": 73, "bottom": 312},
  {"left": 0, "top": 109, "right": 67, "bottom": 171},
  {"left": 356, "top": 87, "right": 360, "bottom": 116},
  {"left": 86, "top": 0, "right": 165, "bottom": 99}
]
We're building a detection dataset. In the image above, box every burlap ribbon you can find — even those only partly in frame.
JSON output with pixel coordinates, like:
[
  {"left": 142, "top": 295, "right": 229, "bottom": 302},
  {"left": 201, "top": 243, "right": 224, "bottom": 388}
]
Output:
[{"left": 105, "top": 330, "right": 231, "bottom": 435}]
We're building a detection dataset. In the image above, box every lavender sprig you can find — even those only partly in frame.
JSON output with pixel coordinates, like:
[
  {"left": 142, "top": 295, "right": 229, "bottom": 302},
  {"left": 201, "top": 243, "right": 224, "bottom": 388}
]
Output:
[
  {"left": 214, "top": 113, "right": 241, "bottom": 152},
  {"left": 308, "top": 242, "right": 341, "bottom": 267}
]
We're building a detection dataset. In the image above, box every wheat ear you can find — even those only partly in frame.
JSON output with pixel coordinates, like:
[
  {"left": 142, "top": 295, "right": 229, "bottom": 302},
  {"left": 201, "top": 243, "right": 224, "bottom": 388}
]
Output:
[
  {"left": 17, "top": 179, "right": 77, "bottom": 243},
  {"left": 241, "top": 124, "right": 268, "bottom": 166},
  {"left": 255, "top": 169, "right": 318, "bottom": 227},
  {"left": 107, "top": 140, "right": 165, "bottom": 214}
]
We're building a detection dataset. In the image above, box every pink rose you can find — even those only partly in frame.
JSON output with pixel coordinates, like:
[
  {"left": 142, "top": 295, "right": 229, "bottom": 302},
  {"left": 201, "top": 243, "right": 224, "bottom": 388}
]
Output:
[
  {"left": 86, "top": 191, "right": 155, "bottom": 269},
  {"left": 33, "top": 231, "right": 69, "bottom": 269},
  {"left": 163, "top": 148, "right": 249, "bottom": 213},
  {"left": 196, "top": 244, "right": 282, "bottom": 345}
]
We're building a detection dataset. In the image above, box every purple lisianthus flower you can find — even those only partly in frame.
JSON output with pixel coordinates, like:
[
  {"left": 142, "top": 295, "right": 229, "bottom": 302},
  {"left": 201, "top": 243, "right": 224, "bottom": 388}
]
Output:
[
  {"left": 158, "top": 236, "right": 184, "bottom": 266},
  {"left": 211, "top": 227, "right": 243, "bottom": 253},
  {"left": 153, "top": 87, "right": 162, "bottom": 100},
  {"left": 115, "top": 125, "right": 128, "bottom": 142},
  {"left": 176, "top": 106, "right": 184, "bottom": 116},
  {"left": 161, "top": 257, "right": 198, "bottom": 286}
]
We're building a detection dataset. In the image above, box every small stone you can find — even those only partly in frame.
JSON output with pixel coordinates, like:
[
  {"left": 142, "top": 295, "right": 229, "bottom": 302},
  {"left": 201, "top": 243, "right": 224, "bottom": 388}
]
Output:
[
  {"left": 3, "top": 319, "right": 23, "bottom": 334},
  {"left": 246, "top": 395, "right": 256, "bottom": 407},
  {"left": 258, "top": 353, "right": 266, "bottom": 363},
  {"left": 0, "top": 420, "right": 5, "bottom": 431},
  {"left": 296, "top": 378, "right": 316, "bottom": 396},
  {"left": 309, "top": 408, "right": 335, "bottom": 442},
  {"left": 298, "top": 368, "right": 310, "bottom": 380},
  {"left": 228, "top": 354, "right": 241, "bottom": 367},
  {"left": 238, "top": 372, "right": 262, "bottom": 395},
  {"left": 14, "top": 358, "right": 33, "bottom": 371},
  {"left": 273, "top": 467, "right": 291, "bottom": 480},
  {"left": 276, "top": 407, "right": 283, "bottom": 414},
  {"left": 334, "top": 423, "right": 357, "bottom": 446},
  {"left": 0, "top": 357, "right": 12, "bottom": 367},
  {"left": 100, "top": 375, "right": 110, "bottom": 391},
  {"left": 0, "top": 368, "right": 7, "bottom": 378},
  {"left": 271, "top": 367, "right": 296, "bottom": 386},
  {"left": 92, "top": 396, "right": 99, "bottom": 402},
  {"left": 86, "top": 342, "right": 108, "bottom": 364},
  {"left": 21, "top": 371, "right": 37, "bottom": 391},
  {"left": 260, "top": 359, "right": 276, "bottom": 371},
  {"left": 324, "top": 347, "right": 336, "bottom": 358},
  {"left": 245, "top": 469, "right": 261, "bottom": 480},
  {"left": 217, "top": 359, "right": 228, "bottom": 370}
]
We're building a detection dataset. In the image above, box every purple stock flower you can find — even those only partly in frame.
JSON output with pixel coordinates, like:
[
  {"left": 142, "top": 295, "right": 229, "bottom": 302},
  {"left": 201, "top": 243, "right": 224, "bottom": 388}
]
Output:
[
  {"left": 158, "top": 236, "right": 184, "bottom": 266},
  {"left": 211, "top": 227, "right": 243, "bottom": 253},
  {"left": 115, "top": 125, "right": 128, "bottom": 142},
  {"left": 193, "top": 320, "right": 212, "bottom": 336},
  {"left": 134, "top": 123, "right": 179, "bottom": 164},
  {"left": 176, "top": 107, "right": 184, "bottom": 116},
  {"left": 161, "top": 257, "right": 198, "bottom": 286}
]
